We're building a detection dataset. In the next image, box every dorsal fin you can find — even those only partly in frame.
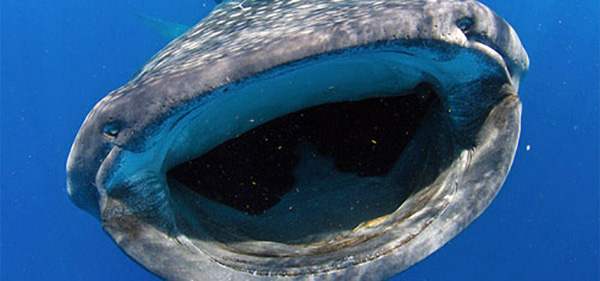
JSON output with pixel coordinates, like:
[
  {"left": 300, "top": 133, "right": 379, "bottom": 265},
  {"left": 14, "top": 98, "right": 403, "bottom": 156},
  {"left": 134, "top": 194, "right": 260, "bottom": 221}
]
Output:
[{"left": 135, "top": 13, "right": 191, "bottom": 41}]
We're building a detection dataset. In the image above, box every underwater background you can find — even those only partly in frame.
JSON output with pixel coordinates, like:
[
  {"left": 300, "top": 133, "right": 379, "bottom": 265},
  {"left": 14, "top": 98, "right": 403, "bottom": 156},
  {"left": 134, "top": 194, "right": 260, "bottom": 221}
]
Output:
[{"left": 1, "top": 0, "right": 598, "bottom": 280}]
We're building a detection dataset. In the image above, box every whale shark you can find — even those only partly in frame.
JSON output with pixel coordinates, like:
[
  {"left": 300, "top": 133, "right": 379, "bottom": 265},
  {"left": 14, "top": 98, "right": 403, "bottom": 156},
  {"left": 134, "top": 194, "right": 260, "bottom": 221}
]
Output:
[{"left": 67, "top": 0, "right": 528, "bottom": 280}]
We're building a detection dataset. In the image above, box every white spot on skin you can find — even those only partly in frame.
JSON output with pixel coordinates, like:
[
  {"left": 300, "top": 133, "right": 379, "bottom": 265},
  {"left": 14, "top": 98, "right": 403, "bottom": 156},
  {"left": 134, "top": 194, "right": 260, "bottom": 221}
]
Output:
[{"left": 237, "top": 0, "right": 251, "bottom": 11}]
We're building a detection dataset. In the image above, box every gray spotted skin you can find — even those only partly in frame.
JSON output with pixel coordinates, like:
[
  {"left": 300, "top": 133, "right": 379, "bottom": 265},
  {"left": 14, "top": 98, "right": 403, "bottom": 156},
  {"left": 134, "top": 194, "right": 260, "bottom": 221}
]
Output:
[{"left": 66, "top": 0, "right": 528, "bottom": 280}]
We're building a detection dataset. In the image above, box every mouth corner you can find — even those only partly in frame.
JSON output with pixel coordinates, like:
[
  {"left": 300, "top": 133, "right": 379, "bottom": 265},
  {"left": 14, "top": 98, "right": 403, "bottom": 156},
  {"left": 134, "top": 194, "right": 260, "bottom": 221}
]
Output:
[{"left": 66, "top": 168, "right": 102, "bottom": 219}]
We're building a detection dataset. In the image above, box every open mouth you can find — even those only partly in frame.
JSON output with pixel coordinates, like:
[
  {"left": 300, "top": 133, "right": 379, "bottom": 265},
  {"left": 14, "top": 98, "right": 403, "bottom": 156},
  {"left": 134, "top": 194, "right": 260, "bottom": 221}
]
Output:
[
  {"left": 85, "top": 41, "right": 521, "bottom": 280},
  {"left": 108, "top": 45, "right": 510, "bottom": 275},
  {"left": 167, "top": 84, "right": 434, "bottom": 242},
  {"left": 168, "top": 84, "right": 433, "bottom": 211}
]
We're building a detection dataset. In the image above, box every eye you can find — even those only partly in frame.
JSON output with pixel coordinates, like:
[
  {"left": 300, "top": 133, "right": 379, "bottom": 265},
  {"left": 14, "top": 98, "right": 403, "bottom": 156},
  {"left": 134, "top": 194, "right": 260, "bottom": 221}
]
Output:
[
  {"left": 456, "top": 17, "right": 474, "bottom": 32},
  {"left": 102, "top": 122, "right": 121, "bottom": 137}
]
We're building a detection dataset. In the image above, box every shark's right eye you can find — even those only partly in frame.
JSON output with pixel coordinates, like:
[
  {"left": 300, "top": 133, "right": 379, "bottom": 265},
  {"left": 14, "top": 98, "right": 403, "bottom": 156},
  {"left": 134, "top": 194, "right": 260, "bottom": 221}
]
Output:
[
  {"left": 456, "top": 17, "right": 474, "bottom": 33},
  {"left": 102, "top": 122, "right": 120, "bottom": 137}
]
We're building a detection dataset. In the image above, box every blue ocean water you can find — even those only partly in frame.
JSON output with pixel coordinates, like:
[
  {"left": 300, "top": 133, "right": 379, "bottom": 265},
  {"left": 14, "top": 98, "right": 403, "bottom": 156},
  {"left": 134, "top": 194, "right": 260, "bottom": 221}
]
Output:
[{"left": 1, "top": 0, "right": 598, "bottom": 280}]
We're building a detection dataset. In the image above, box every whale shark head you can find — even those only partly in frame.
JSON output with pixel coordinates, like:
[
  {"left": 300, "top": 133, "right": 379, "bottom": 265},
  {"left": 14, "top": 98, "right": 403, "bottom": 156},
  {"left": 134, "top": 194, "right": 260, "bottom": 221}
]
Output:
[{"left": 67, "top": 0, "right": 528, "bottom": 280}]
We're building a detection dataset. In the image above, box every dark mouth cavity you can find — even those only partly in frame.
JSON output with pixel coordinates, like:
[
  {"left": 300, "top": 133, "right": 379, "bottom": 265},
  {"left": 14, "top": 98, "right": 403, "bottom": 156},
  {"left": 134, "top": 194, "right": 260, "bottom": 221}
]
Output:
[{"left": 167, "top": 83, "right": 436, "bottom": 215}]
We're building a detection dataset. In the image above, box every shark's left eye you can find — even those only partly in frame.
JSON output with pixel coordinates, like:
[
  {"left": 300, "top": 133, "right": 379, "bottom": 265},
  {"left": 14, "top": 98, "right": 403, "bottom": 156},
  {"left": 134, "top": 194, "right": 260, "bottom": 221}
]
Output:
[
  {"left": 102, "top": 122, "right": 121, "bottom": 137},
  {"left": 456, "top": 17, "right": 474, "bottom": 32}
]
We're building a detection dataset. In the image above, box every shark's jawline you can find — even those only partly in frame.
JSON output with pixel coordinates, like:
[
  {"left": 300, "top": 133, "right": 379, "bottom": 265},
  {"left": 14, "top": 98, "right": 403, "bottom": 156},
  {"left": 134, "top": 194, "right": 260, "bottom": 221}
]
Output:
[{"left": 66, "top": 1, "right": 528, "bottom": 280}]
